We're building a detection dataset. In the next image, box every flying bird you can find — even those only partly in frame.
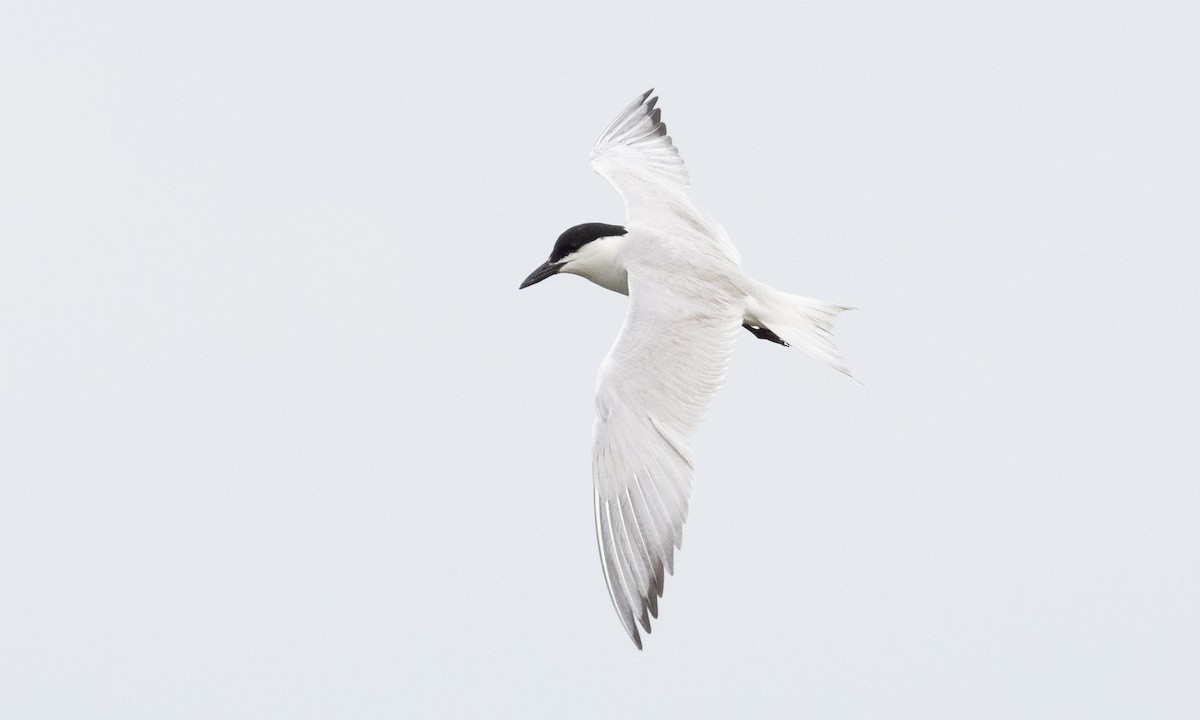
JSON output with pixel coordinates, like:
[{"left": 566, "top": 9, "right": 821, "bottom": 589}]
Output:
[{"left": 520, "top": 90, "right": 852, "bottom": 649}]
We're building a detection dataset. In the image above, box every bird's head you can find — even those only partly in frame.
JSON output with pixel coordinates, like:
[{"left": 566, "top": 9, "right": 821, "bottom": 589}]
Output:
[{"left": 519, "top": 223, "right": 629, "bottom": 290}]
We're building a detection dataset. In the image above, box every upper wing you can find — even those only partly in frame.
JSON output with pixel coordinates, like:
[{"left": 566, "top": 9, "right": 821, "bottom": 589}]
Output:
[
  {"left": 589, "top": 89, "right": 689, "bottom": 223},
  {"left": 589, "top": 90, "right": 742, "bottom": 265},
  {"left": 591, "top": 264, "right": 743, "bottom": 649}
]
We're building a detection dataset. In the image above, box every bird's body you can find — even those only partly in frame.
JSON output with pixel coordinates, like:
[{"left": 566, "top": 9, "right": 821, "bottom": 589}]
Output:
[{"left": 521, "top": 90, "right": 851, "bottom": 649}]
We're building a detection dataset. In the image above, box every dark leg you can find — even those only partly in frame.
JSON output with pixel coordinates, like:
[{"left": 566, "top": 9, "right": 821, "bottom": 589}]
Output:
[{"left": 742, "top": 322, "right": 790, "bottom": 347}]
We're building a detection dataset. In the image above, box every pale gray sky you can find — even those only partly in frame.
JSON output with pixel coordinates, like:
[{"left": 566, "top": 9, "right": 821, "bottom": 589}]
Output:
[{"left": 2, "top": 1, "right": 1198, "bottom": 718}]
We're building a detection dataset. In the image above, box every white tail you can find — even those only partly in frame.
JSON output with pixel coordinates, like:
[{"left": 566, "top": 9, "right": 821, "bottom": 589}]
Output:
[{"left": 744, "top": 279, "right": 854, "bottom": 377}]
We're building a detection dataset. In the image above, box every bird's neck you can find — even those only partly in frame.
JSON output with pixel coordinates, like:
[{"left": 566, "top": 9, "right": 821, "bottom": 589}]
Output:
[{"left": 562, "top": 235, "right": 630, "bottom": 296}]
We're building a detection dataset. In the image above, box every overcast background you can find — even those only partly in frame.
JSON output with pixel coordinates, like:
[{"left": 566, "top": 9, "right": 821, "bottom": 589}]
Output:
[{"left": 3, "top": 1, "right": 1198, "bottom": 718}]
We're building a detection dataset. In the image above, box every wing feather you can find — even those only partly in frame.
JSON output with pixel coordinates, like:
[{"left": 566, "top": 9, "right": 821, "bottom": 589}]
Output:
[
  {"left": 592, "top": 265, "right": 742, "bottom": 648},
  {"left": 590, "top": 89, "right": 689, "bottom": 222},
  {"left": 590, "top": 89, "right": 742, "bottom": 264}
]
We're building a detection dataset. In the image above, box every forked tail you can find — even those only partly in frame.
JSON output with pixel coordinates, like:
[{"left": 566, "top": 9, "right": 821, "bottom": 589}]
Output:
[{"left": 744, "top": 279, "right": 854, "bottom": 378}]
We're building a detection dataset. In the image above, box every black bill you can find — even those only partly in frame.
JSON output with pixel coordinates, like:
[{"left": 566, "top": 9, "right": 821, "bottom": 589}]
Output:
[{"left": 519, "top": 259, "right": 564, "bottom": 289}]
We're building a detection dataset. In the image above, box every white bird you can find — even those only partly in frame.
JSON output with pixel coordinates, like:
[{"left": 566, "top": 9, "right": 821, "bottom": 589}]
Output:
[{"left": 520, "top": 90, "right": 852, "bottom": 649}]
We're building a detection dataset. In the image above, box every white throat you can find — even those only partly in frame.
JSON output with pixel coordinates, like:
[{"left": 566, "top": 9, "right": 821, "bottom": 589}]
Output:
[{"left": 560, "top": 234, "right": 630, "bottom": 295}]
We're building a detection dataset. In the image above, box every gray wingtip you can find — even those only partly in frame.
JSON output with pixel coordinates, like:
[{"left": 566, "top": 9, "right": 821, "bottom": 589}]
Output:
[{"left": 638, "top": 605, "right": 652, "bottom": 633}]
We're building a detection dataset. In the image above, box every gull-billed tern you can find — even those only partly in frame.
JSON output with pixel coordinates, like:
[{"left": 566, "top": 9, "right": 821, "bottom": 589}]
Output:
[{"left": 520, "top": 89, "right": 852, "bottom": 649}]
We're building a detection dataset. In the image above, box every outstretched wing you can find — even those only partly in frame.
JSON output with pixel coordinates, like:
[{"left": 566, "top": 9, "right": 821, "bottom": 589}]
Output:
[
  {"left": 591, "top": 264, "right": 743, "bottom": 649},
  {"left": 589, "top": 89, "right": 690, "bottom": 223},
  {"left": 589, "top": 89, "right": 742, "bottom": 264}
]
